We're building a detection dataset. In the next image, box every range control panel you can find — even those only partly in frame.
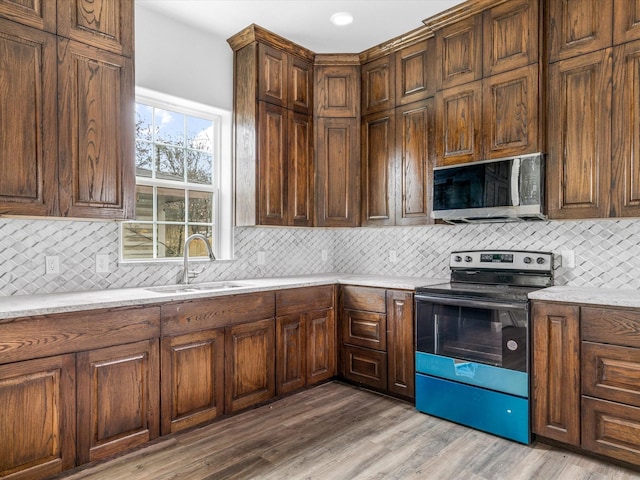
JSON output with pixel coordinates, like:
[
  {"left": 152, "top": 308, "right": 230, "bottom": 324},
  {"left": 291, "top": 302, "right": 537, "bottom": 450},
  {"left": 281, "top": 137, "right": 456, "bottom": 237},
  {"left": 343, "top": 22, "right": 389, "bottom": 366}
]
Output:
[{"left": 450, "top": 250, "right": 553, "bottom": 272}]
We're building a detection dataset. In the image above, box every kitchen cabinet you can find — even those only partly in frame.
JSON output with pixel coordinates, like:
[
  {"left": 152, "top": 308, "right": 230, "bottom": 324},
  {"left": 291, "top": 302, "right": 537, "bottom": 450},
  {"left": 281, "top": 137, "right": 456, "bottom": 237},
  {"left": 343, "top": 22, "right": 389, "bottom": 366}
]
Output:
[
  {"left": 225, "top": 318, "right": 276, "bottom": 414},
  {"left": 340, "top": 285, "right": 415, "bottom": 399},
  {"left": 0, "top": 0, "right": 56, "bottom": 32},
  {"left": 275, "top": 286, "right": 336, "bottom": 395},
  {"left": 160, "top": 329, "right": 225, "bottom": 435},
  {"left": 436, "top": 14, "right": 483, "bottom": 90},
  {"left": 614, "top": 0, "right": 640, "bottom": 45},
  {"left": 547, "top": 0, "right": 612, "bottom": 63},
  {"left": 395, "top": 39, "right": 435, "bottom": 105},
  {"left": 314, "top": 57, "right": 360, "bottom": 118},
  {"left": 76, "top": 339, "right": 160, "bottom": 464},
  {"left": 0, "top": 2, "right": 135, "bottom": 220},
  {"left": 229, "top": 25, "right": 314, "bottom": 227},
  {"left": 532, "top": 301, "right": 640, "bottom": 467},
  {"left": 361, "top": 53, "right": 395, "bottom": 115},
  {"left": 0, "top": 355, "right": 76, "bottom": 480}
]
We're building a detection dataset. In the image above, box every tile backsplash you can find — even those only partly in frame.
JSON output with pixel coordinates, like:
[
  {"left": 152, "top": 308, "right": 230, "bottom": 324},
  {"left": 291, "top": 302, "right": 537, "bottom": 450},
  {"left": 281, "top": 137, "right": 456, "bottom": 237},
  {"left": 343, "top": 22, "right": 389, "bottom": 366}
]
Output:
[{"left": 1, "top": 217, "right": 640, "bottom": 296}]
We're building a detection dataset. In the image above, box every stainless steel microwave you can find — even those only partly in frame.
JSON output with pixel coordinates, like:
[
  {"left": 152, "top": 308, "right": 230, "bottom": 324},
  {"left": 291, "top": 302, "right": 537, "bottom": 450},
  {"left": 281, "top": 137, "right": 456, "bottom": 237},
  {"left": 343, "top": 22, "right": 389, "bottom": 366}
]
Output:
[{"left": 431, "top": 153, "right": 545, "bottom": 223}]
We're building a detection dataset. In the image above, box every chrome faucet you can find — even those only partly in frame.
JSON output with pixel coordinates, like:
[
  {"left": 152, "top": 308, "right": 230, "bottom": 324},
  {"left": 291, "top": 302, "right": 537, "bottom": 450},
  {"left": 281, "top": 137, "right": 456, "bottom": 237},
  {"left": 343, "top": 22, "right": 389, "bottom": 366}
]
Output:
[{"left": 182, "top": 233, "right": 215, "bottom": 284}]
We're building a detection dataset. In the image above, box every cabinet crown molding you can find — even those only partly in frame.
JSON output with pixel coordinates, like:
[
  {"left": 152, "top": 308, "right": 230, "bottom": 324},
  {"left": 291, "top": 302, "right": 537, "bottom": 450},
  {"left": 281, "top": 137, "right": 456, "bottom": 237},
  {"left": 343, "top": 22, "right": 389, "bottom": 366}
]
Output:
[{"left": 227, "top": 23, "right": 315, "bottom": 62}]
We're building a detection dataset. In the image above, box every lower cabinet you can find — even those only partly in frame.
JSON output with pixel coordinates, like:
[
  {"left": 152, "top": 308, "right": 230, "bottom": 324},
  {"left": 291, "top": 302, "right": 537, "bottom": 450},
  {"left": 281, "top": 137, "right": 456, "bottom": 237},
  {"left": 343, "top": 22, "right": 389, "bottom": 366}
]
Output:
[
  {"left": 160, "top": 329, "right": 225, "bottom": 435},
  {"left": 0, "top": 355, "right": 76, "bottom": 480},
  {"left": 339, "top": 285, "right": 414, "bottom": 399},
  {"left": 76, "top": 340, "right": 160, "bottom": 464},
  {"left": 532, "top": 301, "right": 640, "bottom": 467}
]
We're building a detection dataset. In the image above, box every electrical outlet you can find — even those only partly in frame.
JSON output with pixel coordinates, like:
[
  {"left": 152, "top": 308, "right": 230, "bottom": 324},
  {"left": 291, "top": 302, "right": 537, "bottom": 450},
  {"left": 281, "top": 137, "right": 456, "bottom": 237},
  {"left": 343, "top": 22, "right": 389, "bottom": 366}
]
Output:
[
  {"left": 561, "top": 250, "right": 576, "bottom": 269},
  {"left": 321, "top": 249, "right": 328, "bottom": 263},
  {"left": 45, "top": 256, "right": 60, "bottom": 275},
  {"left": 389, "top": 250, "right": 397, "bottom": 263},
  {"left": 257, "top": 251, "right": 266, "bottom": 265},
  {"left": 96, "top": 254, "right": 109, "bottom": 273}
]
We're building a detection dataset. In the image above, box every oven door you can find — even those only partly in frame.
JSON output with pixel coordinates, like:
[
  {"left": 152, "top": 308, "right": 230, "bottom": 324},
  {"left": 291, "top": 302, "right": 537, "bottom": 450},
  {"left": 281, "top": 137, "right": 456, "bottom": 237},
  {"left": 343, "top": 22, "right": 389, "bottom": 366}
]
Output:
[{"left": 415, "top": 294, "right": 529, "bottom": 398}]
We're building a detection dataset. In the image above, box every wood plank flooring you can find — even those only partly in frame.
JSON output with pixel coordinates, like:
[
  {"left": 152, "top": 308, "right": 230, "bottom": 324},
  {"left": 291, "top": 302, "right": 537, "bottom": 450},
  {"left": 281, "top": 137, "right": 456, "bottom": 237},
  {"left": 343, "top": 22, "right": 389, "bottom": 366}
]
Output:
[{"left": 54, "top": 382, "right": 640, "bottom": 480}]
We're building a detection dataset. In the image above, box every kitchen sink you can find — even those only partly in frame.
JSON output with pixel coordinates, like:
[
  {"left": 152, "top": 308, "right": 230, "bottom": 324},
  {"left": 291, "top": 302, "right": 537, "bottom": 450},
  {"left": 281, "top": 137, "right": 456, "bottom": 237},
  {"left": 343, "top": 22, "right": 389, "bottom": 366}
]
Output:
[{"left": 145, "top": 281, "right": 254, "bottom": 294}]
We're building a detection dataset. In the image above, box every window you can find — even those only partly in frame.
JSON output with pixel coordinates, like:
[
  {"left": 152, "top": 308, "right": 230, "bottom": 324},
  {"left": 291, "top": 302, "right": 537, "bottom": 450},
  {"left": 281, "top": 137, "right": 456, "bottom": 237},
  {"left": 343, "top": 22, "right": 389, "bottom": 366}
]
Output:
[{"left": 121, "top": 88, "right": 233, "bottom": 261}]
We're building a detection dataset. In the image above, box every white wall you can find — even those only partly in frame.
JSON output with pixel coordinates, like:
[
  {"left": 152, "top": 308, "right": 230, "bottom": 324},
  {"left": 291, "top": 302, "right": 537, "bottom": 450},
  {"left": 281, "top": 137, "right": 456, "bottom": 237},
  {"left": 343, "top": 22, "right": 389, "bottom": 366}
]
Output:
[{"left": 135, "top": 4, "right": 234, "bottom": 111}]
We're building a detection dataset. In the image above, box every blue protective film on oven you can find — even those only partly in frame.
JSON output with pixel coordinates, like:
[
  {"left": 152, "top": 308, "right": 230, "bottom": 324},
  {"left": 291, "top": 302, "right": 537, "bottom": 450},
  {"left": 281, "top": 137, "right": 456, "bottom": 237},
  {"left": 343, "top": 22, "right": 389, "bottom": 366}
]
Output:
[{"left": 415, "top": 351, "right": 528, "bottom": 398}]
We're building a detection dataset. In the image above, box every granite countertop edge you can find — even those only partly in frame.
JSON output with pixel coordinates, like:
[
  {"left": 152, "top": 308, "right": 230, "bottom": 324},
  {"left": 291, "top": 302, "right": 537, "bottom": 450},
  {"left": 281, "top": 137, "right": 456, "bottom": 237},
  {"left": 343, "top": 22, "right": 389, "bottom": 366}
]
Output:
[{"left": 528, "top": 285, "right": 640, "bottom": 309}]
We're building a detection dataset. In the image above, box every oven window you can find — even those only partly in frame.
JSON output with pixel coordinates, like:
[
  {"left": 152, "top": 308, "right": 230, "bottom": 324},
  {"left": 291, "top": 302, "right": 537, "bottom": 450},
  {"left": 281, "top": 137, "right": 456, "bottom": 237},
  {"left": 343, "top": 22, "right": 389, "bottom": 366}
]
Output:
[{"left": 416, "top": 301, "right": 528, "bottom": 372}]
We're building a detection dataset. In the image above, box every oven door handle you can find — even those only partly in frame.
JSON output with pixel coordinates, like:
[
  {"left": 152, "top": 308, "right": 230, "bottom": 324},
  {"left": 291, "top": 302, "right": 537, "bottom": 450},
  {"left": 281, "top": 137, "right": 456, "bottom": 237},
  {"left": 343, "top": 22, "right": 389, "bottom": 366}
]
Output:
[{"left": 415, "top": 294, "right": 526, "bottom": 311}]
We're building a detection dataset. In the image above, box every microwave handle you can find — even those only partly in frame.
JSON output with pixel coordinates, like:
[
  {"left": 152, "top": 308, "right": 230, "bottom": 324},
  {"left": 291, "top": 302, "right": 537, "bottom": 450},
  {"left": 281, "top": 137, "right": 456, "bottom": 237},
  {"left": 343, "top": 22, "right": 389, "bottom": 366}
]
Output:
[
  {"left": 510, "top": 158, "right": 520, "bottom": 206},
  {"left": 415, "top": 294, "right": 526, "bottom": 311}
]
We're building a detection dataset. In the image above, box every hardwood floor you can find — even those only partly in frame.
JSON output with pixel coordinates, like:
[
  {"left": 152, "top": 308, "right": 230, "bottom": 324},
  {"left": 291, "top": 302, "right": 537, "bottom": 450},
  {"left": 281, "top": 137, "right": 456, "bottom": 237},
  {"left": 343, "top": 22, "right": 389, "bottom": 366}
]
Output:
[{"left": 54, "top": 382, "right": 639, "bottom": 480}]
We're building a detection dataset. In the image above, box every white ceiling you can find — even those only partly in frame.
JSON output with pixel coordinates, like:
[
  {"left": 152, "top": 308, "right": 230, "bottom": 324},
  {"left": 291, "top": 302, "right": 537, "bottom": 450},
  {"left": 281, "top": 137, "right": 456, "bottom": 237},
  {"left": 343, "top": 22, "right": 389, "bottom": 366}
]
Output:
[{"left": 135, "top": 0, "right": 467, "bottom": 53}]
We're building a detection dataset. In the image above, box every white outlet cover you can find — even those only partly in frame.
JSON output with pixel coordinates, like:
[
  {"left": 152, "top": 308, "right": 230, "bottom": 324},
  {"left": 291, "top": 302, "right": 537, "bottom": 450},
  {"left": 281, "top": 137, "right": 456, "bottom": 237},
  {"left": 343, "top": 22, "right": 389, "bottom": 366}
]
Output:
[
  {"left": 257, "top": 251, "right": 266, "bottom": 265},
  {"left": 45, "top": 255, "right": 60, "bottom": 275},
  {"left": 96, "top": 254, "right": 109, "bottom": 273}
]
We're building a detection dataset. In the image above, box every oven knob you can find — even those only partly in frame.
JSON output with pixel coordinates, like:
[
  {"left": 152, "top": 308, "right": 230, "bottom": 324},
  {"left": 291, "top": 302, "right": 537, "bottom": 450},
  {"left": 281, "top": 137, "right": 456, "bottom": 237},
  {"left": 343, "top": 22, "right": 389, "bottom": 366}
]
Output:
[
  {"left": 523, "top": 256, "right": 532, "bottom": 264},
  {"left": 536, "top": 257, "right": 546, "bottom": 264},
  {"left": 464, "top": 256, "right": 472, "bottom": 263},
  {"left": 454, "top": 255, "right": 462, "bottom": 262}
]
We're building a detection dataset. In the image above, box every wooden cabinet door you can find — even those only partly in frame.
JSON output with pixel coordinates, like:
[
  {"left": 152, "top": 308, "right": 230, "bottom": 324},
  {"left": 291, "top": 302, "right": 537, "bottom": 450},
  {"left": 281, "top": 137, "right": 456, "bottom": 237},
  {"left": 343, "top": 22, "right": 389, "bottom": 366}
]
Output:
[
  {"left": 547, "top": 49, "right": 612, "bottom": 219},
  {"left": 395, "top": 39, "right": 435, "bottom": 105},
  {"left": 0, "top": 20, "right": 57, "bottom": 217},
  {"left": 436, "top": 14, "right": 482, "bottom": 89},
  {"left": 342, "top": 309, "right": 387, "bottom": 351},
  {"left": 57, "top": 0, "right": 134, "bottom": 57},
  {"left": 289, "top": 55, "right": 312, "bottom": 114},
  {"left": 225, "top": 319, "right": 275, "bottom": 413},
  {"left": 258, "top": 102, "right": 287, "bottom": 225},
  {"left": 314, "top": 62, "right": 360, "bottom": 117},
  {"left": 0, "top": 0, "right": 56, "bottom": 32},
  {"left": 531, "top": 302, "right": 581, "bottom": 446},
  {"left": 77, "top": 340, "right": 160, "bottom": 464},
  {"left": 276, "top": 314, "right": 306, "bottom": 395},
  {"left": 315, "top": 117, "right": 360, "bottom": 226},
  {"left": 361, "top": 110, "right": 395, "bottom": 226},
  {"left": 57, "top": 39, "right": 135, "bottom": 219},
  {"left": 395, "top": 99, "right": 433, "bottom": 226},
  {"left": 258, "top": 43, "right": 287, "bottom": 107},
  {"left": 483, "top": 64, "right": 539, "bottom": 159},
  {"left": 435, "top": 80, "right": 482, "bottom": 166},
  {"left": 160, "top": 330, "right": 224, "bottom": 435},
  {"left": 386, "top": 290, "right": 414, "bottom": 399},
  {"left": 612, "top": 40, "right": 640, "bottom": 217},
  {"left": 614, "top": 0, "right": 640, "bottom": 45},
  {"left": 483, "top": 0, "right": 538, "bottom": 76},
  {"left": 287, "top": 111, "right": 313, "bottom": 226},
  {"left": 361, "top": 54, "right": 395, "bottom": 115},
  {"left": 547, "top": 0, "right": 613, "bottom": 62},
  {"left": 0, "top": 355, "right": 75, "bottom": 480},
  {"left": 306, "top": 308, "right": 336, "bottom": 385},
  {"left": 341, "top": 344, "right": 388, "bottom": 391}
]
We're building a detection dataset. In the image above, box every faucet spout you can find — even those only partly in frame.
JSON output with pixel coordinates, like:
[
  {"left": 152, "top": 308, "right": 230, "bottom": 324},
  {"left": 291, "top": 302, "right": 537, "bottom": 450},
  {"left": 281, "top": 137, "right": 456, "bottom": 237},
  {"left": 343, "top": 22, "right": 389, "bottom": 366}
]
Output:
[{"left": 183, "top": 233, "right": 215, "bottom": 284}]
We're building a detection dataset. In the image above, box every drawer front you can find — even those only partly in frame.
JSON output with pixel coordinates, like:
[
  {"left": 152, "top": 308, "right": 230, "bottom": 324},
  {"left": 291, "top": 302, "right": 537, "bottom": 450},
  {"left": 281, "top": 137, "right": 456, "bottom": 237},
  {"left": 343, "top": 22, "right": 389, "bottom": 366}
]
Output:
[
  {"left": 583, "top": 342, "right": 640, "bottom": 407},
  {"left": 582, "top": 396, "right": 640, "bottom": 466},
  {"left": 276, "top": 285, "right": 334, "bottom": 316},
  {"left": 582, "top": 307, "right": 640, "bottom": 348},
  {"left": 342, "top": 286, "right": 386, "bottom": 313},
  {"left": 341, "top": 345, "right": 387, "bottom": 390},
  {"left": 342, "top": 309, "right": 387, "bottom": 351}
]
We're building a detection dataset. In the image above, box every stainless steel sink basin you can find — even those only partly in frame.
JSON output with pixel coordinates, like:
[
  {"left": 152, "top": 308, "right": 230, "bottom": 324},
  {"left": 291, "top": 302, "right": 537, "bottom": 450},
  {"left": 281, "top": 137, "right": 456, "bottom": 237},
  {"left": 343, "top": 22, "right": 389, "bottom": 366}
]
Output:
[{"left": 145, "top": 281, "right": 254, "bottom": 294}]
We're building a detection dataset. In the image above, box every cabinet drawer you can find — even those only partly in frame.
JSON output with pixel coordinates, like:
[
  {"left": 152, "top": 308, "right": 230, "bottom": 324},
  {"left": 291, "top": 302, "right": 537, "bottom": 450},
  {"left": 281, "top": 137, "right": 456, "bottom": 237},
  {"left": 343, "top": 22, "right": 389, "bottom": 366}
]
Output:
[
  {"left": 582, "top": 396, "right": 640, "bottom": 466},
  {"left": 342, "top": 309, "right": 386, "bottom": 351},
  {"left": 276, "top": 285, "right": 334, "bottom": 315},
  {"left": 582, "top": 307, "right": 640, "bottom": 348},
  {"left": 342, "top": 286, "right": 386, "bottom": 313},
  {"left": 583, "top": 342, "right": 640, "bottom": 407},
  {"left": 341, "top": 345, "right": 387, "bottom": 391}
]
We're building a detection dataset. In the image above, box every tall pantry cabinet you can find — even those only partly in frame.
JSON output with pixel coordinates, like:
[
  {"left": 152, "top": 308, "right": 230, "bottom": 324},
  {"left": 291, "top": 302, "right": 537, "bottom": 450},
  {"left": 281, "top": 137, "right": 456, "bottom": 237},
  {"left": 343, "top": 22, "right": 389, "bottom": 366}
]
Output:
[{"left": 0, "top": 0, "right": 135, "bottom": 220}]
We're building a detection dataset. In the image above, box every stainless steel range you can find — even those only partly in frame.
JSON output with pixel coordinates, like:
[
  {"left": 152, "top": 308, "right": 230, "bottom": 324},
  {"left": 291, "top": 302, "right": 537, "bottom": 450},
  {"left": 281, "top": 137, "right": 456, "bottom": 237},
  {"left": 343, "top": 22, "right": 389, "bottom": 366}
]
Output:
[{"left": 414, "top": 250, "right": 553, "bottom": 444}]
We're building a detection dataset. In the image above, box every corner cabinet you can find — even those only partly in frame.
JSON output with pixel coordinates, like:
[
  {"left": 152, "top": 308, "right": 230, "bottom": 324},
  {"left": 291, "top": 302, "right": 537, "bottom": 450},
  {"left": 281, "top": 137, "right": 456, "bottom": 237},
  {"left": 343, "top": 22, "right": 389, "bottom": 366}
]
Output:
[
  {"left": 228, "top": 25, "right": 314, "bottom": 227},
  {"left": 0, "top": 0, "right": 135, "bottom": 220}
]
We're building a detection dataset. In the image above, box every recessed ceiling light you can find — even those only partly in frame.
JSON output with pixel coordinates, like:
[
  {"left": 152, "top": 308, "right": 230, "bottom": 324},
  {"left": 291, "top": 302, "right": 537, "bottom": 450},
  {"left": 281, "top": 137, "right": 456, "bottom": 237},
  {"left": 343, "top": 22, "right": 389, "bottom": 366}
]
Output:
[{"left": 330, "top": 12, "right": 353, "bottom": 26}]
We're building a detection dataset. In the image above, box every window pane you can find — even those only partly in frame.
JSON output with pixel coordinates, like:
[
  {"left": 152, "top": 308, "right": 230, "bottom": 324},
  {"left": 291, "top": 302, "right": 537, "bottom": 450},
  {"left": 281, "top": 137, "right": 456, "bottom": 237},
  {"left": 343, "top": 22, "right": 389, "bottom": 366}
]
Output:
[
  {"left": 188, "top": 190, "right": 213, "bottom": 223},
  {"left": 135, "top": 140, "right": 153, "bottom": 177},
  {"left": 156, "top": 144, "right": 184, "bottom": 181},
  {"left": 122, "top": 223, "right": 154, "bottom": 260},
  {"left": 135, "top": 104, "right": 153, "bottom": 141},
  {"left": 135, "top": 185, "right": 153, "bottom": 221},
  {"left": 186, "top": 150, "right": 213, "bottom": 184},
  {"left": 187, "top": 115, "right": 213, "bottom": 152},
  {"left": 155, "top": 108, "right": 184, "bottom": 146},
  {"left": 157, "top": 224, "right": 185, "bottom": 258},
  {"left": 157, "top": 188, "right": 185, "bottom": 222},
  {"left": 188, "top": 226, "right": 213, "bottom": 257}
]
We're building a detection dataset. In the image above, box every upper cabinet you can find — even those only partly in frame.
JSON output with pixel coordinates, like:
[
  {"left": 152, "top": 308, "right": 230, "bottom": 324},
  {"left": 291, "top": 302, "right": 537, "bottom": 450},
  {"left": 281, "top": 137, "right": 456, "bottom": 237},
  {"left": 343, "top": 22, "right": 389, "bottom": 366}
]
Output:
[
  {"left": 361, "top": 54, "right": 396, "bottom": 115},
  {"left": 228, "top": 25, "right": 314, "bottom": 227},
  {"left": 0, "top": 0, "right": 135, "bottom": 220},
  {"left": 614, "top": 0, "right": 640, "bottom": 45},
  {"left": 436, "top": 14, "right": 483, "bottom": 89},
  {"left": 395, "top": 39, "right": 436, "bottom": 105}
]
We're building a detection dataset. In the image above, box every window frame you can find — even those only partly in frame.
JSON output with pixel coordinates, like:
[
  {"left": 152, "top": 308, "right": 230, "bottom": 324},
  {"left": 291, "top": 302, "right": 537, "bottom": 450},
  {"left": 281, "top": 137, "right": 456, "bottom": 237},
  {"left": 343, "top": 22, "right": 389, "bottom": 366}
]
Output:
[{"left": 120, "top": 87, "right": 234, "bottom": 263}]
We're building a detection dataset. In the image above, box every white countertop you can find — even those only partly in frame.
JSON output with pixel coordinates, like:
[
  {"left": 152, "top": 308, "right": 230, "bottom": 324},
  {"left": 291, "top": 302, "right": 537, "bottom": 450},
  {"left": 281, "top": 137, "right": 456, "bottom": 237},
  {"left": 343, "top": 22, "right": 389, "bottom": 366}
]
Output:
[
  {"left": 0, "top": 274, "right": 447, "bottom": 322},
  {"left": 529, "top": 286, "right": 640, "bottom": 309}
]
